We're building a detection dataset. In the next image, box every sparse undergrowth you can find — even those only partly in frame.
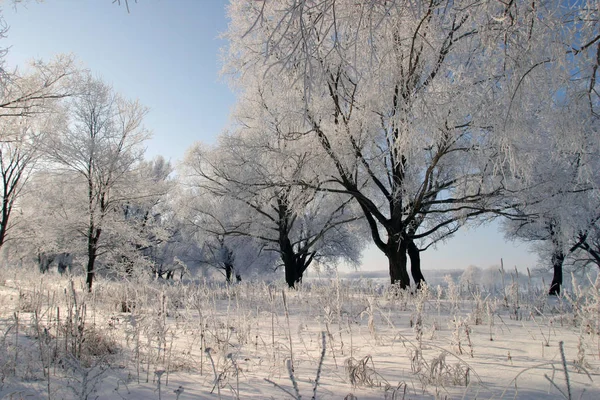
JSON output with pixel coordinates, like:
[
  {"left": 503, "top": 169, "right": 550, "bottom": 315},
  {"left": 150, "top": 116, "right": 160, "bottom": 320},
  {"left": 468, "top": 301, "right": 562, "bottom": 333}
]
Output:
[{"left": 0, "top": 266, "right": 598, "bottom": 399}]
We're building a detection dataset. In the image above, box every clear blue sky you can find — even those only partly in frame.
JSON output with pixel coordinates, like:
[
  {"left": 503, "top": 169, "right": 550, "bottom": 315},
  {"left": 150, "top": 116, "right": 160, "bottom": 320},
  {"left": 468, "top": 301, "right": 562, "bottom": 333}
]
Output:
[
  {"left": 1, "top": 0, "right": 539, "bottom": 273},
  {"left": 3, "top": 0, "right": 233, "bottom": 161}
]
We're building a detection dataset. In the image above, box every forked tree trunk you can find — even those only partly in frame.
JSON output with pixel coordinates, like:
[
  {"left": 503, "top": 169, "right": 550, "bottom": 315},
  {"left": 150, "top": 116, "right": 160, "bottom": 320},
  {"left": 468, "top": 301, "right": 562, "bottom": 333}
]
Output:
[
  {"left": 548, "top": 249, "right": 564, "bottom": 296},
  {"left": 282, "top": 250, "right": 308, "bottom": 288},
  {"left": 387, "top": 238, "right": 410, "bottom": 289},
  {"left": 278, "top": 210, "right": 312, "bottom": 288},
  {"left": 407, "top": 240, "right": 426, "bottom": 289},
  {"left": 284, "top": 261, "right": 302, "bottom": 288}
]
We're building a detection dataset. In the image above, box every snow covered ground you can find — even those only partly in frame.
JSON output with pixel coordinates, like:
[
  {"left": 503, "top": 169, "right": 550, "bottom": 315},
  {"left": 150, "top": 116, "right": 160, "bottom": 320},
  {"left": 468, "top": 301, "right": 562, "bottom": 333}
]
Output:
[{"left": 0, "top": 266, "right": 598, "bottom": 399}]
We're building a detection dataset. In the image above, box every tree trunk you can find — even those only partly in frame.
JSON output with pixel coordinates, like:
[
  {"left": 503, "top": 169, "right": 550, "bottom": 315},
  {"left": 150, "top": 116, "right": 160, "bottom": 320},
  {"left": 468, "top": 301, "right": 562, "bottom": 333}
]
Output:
[
  {"left": 86, "top": 231, "right": 100, "bottom": 292},
  {"left": 225, "top": 262, "right": 234, "bottom": 283},
  {"left": 284, "top": 262, "right": 297, "bottom": 288},
  {"left": 280, "top": 240, "right": 308, "bottom": 288},
  {"left": 548, "top": 249, "right": 564, "bottom": 296},
  {"left": 0, "top": 193, "right": 11, "bottom": 249},
  {"left": 57, "top": 253, "right": 71, "bottom": 275},
  {"left": 278, "top": 212, "right": 309, "bottom": 287},
  {"left": 86, "top": 251, "right": 96, "bottom": 292},
  {"left": 282, "top": 251, "right": 304, "bottom": 288},
  {"left": 387, "top": 238, "right": 410, "bottom": 289},
  {"left": 407, "top": 240, "right": 426, "bottom": 289},
  {"left": 38, "top": 252, "right": 54, "bottom": 274}
]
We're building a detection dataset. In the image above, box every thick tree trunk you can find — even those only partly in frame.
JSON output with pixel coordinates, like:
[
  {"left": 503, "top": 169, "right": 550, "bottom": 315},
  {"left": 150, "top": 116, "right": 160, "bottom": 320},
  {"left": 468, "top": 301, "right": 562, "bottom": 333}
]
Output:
[
  {"left": 407, "top": 240, "right": 426, "bottom": 289},
  {"left": 225, "top": 262, "right": 234, "bottom": 283},
  {"left": 387, "top": 238, "right": 410, "bottom": 289},
  {"left": 278, "top": 211, "right": 310, "bottom": 287},
  {"left": 548, "top": 249, "right": 564, "bottom": 296},
  {"left": 284, "top": 262, "right": 298, "bottom": 288},
  {"left": 282, "top": 252, "right": 304, "bottom": 288}
]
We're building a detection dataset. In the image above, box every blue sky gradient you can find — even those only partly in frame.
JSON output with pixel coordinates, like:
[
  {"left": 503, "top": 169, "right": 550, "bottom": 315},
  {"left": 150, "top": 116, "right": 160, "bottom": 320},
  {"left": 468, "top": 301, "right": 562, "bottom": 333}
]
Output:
[
  {"left": 2, "top": 0, "right": 538, "bottom": 273},
  {"left": 4, "top": 0, "right": 233, "bottom": 161}
]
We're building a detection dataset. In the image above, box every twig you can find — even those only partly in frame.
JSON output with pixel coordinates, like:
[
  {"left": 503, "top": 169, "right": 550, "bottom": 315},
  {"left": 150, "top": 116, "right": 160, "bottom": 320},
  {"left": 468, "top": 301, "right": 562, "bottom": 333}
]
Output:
[{"left": 312, "top": 332, "right": 327, "bottom": 400}]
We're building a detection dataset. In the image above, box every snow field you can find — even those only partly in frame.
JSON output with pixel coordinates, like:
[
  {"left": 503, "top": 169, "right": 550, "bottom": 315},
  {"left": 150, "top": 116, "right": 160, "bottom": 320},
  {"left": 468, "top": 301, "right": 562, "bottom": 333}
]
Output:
[{"left": 0, "top": 266, "right": 599, "bottom": 399}]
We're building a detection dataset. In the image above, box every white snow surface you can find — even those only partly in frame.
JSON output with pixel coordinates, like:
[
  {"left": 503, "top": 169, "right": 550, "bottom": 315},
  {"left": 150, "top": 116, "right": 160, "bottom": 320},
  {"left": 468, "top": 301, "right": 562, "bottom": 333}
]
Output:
[{"left": 0, "top": 267, "right": 598, "bottom": 399}]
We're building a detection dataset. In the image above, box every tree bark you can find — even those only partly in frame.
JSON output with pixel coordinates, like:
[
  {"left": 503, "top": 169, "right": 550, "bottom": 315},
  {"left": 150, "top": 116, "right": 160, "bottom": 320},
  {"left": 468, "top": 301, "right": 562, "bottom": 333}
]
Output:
[
  {"left": 0, "top": 196, "right": 9, "bottom": 249},
  {"left": 277, "top": 196, "right": 312, "bottom": 288},
  {"left": 86, "top": 250, "right": 96, "bottom": 292},
  {"left": 548, "top": 249, "right": 564, "bottom": 296},
  {"left": 279, "top": 235, "right": 311, "bottom": 288},
  {"left": 225, "top": 262, "right": 234, "bottom": 283},
  {"left": 387, "top": 238, "right": 410, "bottom": 289},
  {"left": 407, "top": 240, "right": 426, "bottom": 289},
  {"left": 284, "top": 261, "right": 300, "bottom": 288},
  {"left": 282, "top": 248, "right": 304, "bottom": 288},
  {"left": 86, "top": 228, "right": 100, "bottom": 292}
]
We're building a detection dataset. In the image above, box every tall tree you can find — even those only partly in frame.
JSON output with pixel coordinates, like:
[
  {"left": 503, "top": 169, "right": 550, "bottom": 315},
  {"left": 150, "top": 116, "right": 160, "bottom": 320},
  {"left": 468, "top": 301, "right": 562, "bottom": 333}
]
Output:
[
  {"left": 224, "top": 0, "right": 540, "bottom": 288},
  {"left": 0, "top": 116, "right": 43, "bottom": 248},
  {"left": 497, "top": 0, "right": 600, "bottom": 295},
  {"left": 0, "top": 56, "right": 75, "bottom": 250},
  {"left": 46, "top": 75, "right": 150, "bottom": 291}
]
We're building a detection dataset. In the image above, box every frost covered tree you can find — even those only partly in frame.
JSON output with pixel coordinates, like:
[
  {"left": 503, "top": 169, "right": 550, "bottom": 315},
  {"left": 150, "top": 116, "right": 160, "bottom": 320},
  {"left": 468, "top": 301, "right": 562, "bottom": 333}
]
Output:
[
  {"left": 497, "top": 1, "right": 600, "bottom": 295},
  {"left": 0, "top": 115, "right": 54, "bottom": 248},
  {"left": 116, "top": 156, "right": 175, "bottom": 278},
  {"left": 501, "top": 81, "right": 599, "bottom": 294},
  {"left": 174, "top": 183, "right": 278, "bottom": 283},
  {"left": 8, "top": 170, "right": 75, "bottom": 268},
  {"left": 0, "top": 14, "right": 77, "bottom": 260},
  {"left": 503, "top": 188, "right": 600, "bottom": 295},
  {"left": 44, "top": 74, "right": 151, "bottom": 291},
  {"left": 0, "top": 55, "right": 76, "bottom": 250},
  {"left": 182, "top": 122, "right": 364, "bottom": 287},
  {"left": 223, "top": 0, "right": 539, "bottom": 288},
  {"left": 0, "top": 54, "right": 76, "bottom": 120},
  {"left": 223, "top": 0, "right": 600, "bottom": 288},
  {"left": 503, "top": 170, "right": 599, "bottom": 295}
]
